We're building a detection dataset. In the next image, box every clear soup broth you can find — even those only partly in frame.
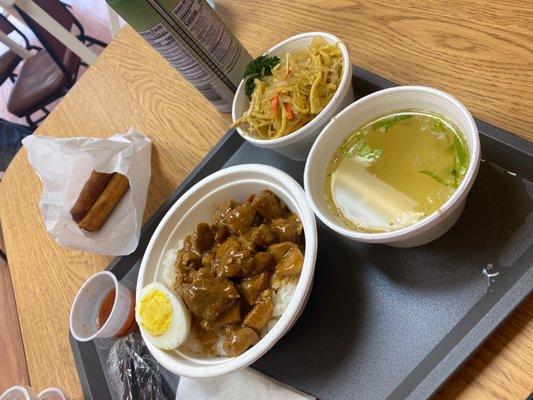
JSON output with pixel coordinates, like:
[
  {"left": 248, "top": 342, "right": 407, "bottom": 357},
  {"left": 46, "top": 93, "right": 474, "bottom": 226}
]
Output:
[{"left": 325, "top": 111, "right": 469, "bottom": 232}]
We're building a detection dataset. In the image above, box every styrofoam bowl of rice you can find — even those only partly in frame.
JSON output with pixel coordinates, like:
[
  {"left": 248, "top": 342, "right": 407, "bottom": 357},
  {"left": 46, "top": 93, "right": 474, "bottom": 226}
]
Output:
[{"left": 137, "top": 164, "right": 318, "bottom": 378}]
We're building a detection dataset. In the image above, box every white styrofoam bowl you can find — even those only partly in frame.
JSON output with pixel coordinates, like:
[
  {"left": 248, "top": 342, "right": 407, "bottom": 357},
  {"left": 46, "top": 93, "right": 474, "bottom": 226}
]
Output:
[
  {"left": 232, "top": 32, "right": 354, "bottom": 161},
  {"left": 137, "top": 164, "right": 317, "bottom": 378},
  {"left": 304, "top": 86, "right": 480, "bottom": 247}
]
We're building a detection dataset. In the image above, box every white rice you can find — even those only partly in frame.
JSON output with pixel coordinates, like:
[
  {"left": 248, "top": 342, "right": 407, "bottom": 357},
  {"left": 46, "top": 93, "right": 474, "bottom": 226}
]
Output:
[
  {"left": 214, "top": 336, "right": 227, "bottom": 356},
  {"left": 265, "top": 318, "right": 278, "bottom": 333},
  {"left": 271, "top": 276, "right": 298, "bottom": 318},
  {"left": 159, "top": 246, "right": 299, "bottom": 357},
  {"left": 181, "top": 333, "right": 205, "bottom": 355},
  {"left": 160, "top": 246, "right": 180, "bottom": 290}
]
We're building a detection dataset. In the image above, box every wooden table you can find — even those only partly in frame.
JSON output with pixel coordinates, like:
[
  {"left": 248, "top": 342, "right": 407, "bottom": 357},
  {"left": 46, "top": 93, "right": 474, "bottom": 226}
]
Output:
[{"left": 0, "top": 1, "right": 531, "bottom": 398}]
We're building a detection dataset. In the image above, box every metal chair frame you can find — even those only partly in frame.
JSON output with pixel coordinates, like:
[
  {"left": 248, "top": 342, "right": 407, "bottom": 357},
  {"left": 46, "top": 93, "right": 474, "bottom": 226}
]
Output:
[
  {"left": 0, "top": 13, "right": 40, "bottom": 86},
  {"left": 0, "top": 11, "right": 40, "bottom": 51}
]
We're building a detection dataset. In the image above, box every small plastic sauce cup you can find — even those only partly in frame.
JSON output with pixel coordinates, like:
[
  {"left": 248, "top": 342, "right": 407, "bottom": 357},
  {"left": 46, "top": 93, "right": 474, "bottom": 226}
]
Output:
[
  {"left": 36, "top": 388, "right": 69, "bottom": 400},
  {"left": 0, "top": 387, "right": 38, "bottom": 400},
  {"left": 69, "top": 271, "right": 135, "bottom": 342}
]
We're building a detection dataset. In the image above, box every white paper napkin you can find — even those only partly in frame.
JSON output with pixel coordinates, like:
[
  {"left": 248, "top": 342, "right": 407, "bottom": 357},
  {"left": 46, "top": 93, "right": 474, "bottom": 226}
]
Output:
[
  {"left": 22, "top": 128, "right": 151, "bottom": 255},
  {"left": 176, "top": 368, "right": 315, "bottom": 400}
]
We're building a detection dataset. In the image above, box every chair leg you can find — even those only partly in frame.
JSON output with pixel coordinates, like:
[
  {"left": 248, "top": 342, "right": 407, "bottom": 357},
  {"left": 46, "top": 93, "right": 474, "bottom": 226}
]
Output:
[
  {"left": 25, "top": 113, "right": 47, "bottom": 128},
  {"left": 83, "top": 36, "right": 108, "bottom": 48},
  {"left": 0, "top": 249, "right": 7, "bottom": 262},
  {"left": 25, "top": 115, "right": 37, "bottom": 129}
]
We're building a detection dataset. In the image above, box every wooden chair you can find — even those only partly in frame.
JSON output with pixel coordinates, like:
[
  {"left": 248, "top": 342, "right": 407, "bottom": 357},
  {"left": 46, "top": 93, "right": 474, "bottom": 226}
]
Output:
[
  {"left": 7, "top": 0, "right": 106, "bottom": 127},
  {"left": 0, "top": 13, "right": 38, "bottom": 87}
]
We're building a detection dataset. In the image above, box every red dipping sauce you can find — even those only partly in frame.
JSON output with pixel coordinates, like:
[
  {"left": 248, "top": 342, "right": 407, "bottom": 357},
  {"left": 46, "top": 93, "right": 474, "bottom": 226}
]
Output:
[
  {"left": 96, "top": 289, "right": 116, "bottom": 329},
  {"left": 96, "top": 289, "right": 136, "bottom": 336}
]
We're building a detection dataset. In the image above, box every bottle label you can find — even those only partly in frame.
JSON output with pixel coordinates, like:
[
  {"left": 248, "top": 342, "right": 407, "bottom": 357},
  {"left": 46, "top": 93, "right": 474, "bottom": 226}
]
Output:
[
  {"left": 139, "top": 21, "right": 234, "bottom": 112},
  {"left": 128, "top": 0, "right": 252, "bottom": 113},
  {"left": 171, "top": 0, "right": 242, "bottom": 74}
]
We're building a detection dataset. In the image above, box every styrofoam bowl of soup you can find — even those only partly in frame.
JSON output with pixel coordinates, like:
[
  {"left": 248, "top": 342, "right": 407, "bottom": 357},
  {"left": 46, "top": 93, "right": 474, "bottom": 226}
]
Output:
[
  {"left": 137, "top": 164, "right": 317, "bottom": 378},
  {"left": 304, "top": 86, "right": 480, "bottom": 247},
  {"left": 232, "top": 32, "right": 354, "bottom": 161}
]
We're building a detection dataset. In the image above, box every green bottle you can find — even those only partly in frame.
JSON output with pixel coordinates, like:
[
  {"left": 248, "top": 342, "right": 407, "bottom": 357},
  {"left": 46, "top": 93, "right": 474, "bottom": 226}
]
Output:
[{"left": 106, "top": 0, "right": 251, "bottom": 113}]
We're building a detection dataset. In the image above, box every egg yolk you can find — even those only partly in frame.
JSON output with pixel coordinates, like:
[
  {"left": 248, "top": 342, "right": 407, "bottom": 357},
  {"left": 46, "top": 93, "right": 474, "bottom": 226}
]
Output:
[{"left": 139, "top": 290, "right": 172, "bottom": 337}]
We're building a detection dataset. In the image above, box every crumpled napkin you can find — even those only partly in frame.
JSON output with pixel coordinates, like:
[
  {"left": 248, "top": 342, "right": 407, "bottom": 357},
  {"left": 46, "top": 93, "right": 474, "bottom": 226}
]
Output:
[
  {"left": 176, "top": 368, "right": 315, "bottom": 400},
  {"left": 22, "top": 128, "right": 151, "bottom": 255}
]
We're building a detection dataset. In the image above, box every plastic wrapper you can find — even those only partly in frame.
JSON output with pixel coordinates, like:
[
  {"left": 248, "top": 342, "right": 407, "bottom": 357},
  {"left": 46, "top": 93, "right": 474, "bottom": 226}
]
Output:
[
  {"left": 107, "top": 333, "right": 167, "bottom": 400},
  {"left": 22, "top": 129, "right": 151, "bottom": 255}
]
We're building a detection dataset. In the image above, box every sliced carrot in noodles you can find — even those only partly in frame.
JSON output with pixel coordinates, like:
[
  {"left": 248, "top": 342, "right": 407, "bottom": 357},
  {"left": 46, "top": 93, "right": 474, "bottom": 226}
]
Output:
[
  {"left": 270, "top": 93, "right": 280, "bottom": 118},
  {"left": 283, "top": 102, "right": 295, "bottom": 120}
]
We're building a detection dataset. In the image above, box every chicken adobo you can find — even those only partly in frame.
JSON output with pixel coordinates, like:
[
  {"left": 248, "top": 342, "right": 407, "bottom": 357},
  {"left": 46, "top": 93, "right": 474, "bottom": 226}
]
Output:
[{"left": 172, "top": 190, "right": 304, "bottom": 357}]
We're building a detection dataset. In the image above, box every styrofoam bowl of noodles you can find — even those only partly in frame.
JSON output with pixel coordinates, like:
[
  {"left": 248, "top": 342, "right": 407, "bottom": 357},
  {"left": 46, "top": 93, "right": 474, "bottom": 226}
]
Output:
[{"left": 232, "top": 32, "right": 354, "bottom": 161}]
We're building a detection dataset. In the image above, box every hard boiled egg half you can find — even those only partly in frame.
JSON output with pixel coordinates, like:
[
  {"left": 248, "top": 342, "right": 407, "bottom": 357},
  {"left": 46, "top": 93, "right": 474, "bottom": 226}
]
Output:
[{"left": 136, "top": 282, "right": 190, "bottom": 350}]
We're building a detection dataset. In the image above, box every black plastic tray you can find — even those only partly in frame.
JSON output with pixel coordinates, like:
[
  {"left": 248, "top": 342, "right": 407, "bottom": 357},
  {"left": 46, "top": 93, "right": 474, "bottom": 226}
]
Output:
[{"left": 70, "top": 66, "right": 533, "bottom": 400}]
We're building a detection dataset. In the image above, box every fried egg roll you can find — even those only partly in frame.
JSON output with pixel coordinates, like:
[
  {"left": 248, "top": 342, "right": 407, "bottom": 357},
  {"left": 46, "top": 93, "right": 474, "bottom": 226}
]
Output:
[
  {"left": 70, "top": 171, "right": 113, "bottom": 223},
  {"left": 78, "top": 173, "right": 130, "bottom": 232}
]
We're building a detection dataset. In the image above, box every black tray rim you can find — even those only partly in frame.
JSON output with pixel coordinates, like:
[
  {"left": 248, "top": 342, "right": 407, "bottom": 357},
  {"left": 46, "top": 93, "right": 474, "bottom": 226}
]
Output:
[{"left": 69, "top": 65, "right": 533, "bottom": 400}]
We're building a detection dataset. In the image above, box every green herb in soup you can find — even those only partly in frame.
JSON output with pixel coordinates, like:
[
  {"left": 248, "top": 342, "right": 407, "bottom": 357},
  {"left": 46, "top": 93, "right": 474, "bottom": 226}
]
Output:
[{"left": 325, "top": 111, "right": 469, "bottom": 232}]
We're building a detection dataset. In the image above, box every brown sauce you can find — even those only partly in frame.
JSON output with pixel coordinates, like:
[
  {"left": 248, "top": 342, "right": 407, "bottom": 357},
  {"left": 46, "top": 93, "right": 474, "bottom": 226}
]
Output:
[{"left": 174, "top": 190, "right": 305, "bottom": 357}]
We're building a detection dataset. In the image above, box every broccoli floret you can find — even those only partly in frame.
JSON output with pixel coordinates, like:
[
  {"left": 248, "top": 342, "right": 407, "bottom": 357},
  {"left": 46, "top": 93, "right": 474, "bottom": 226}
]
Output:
[{"left": 243, "top": 55, "right": 280, "bottom": 98}]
